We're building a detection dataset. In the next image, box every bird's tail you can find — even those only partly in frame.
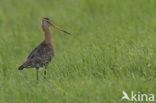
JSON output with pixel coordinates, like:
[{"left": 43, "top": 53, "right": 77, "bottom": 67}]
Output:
[{"left": 18, "top": 65, "right": 25, "bottom": 70}]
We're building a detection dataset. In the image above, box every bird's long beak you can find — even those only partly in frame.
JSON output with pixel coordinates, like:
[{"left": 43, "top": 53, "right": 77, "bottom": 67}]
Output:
[{"left": 52, "top": 25, "right": 70, "bottom": 34}]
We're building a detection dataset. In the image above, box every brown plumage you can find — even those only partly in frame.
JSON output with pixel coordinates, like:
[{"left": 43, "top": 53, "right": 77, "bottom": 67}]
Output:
[
  {"left": 18, "top": 42, "right": 54, "bottom": 69},
  {"left": 18, "top": 17, "right": 70, "bottom": 80}
]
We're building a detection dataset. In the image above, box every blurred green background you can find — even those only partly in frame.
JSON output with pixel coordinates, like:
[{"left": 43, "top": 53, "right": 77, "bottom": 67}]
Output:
[{"left": 0, "top": 0, "right": 156, "bottom": 103}]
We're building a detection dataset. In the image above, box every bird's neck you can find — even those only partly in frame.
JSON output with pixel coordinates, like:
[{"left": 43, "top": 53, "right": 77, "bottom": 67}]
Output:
[{"left": 42, "top": 25, "right": 53, "bottom": 44}]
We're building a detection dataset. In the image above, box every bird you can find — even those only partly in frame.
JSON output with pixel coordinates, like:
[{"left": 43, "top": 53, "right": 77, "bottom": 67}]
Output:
[{"left": 18, "top": 17, "right": 70, "bottom": 80}]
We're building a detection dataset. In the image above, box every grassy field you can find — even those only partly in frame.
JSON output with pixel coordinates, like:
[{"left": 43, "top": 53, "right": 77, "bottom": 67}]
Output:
[{"left": 0, "top": 0, "right": 156, "bottom": 103}]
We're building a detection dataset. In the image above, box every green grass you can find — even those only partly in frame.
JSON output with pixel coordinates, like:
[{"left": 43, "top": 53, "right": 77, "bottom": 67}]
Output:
[{"left": 0, "top": 0, "right": 156, "bottom": 103}]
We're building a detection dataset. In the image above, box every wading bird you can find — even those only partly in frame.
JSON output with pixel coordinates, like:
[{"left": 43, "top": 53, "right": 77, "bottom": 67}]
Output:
[{"left": 18, "top": 18, "right": 70, "bottom": 80}]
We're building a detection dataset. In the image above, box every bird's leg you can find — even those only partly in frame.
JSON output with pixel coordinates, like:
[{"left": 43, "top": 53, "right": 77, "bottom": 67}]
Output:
[
  {"left": 36, "top": 67, "right": 39, "bottom": 80},
  {"left": 44, "top": 66, "right": 47, "bottom": 79}
]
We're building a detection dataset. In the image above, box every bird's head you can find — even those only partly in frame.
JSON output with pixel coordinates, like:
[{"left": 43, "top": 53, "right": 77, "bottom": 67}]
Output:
[{"left": 42, "top": 17, "right": 70, "bottom": 34}]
